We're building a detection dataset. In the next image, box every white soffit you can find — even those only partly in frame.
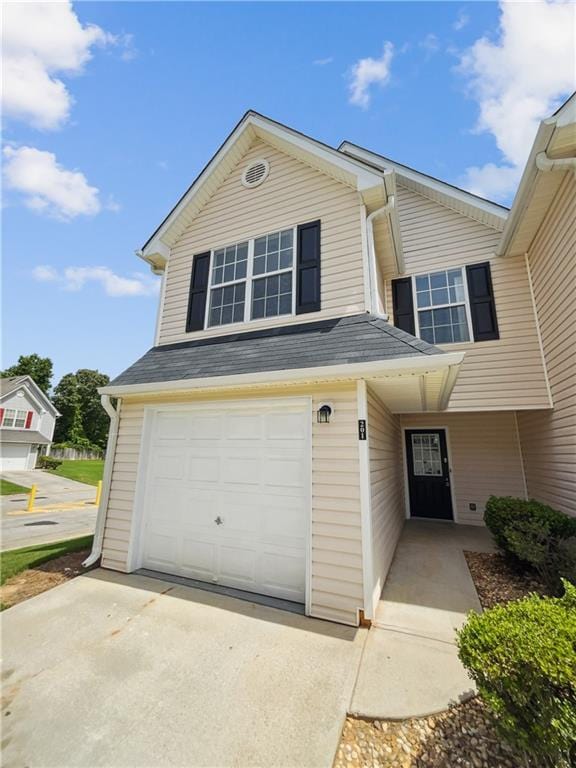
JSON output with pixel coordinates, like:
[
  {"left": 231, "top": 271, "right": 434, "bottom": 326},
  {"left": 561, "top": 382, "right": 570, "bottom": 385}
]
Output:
[
  {"left": 339, "top": 142, "right": 509, "bottom": 232},
  {"left": 142, "top": 113, "right": 385, "bottom": 265}
]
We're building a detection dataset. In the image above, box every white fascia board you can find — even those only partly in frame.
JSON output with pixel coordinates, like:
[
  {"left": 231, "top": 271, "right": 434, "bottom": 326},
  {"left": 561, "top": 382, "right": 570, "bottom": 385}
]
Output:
[
  {"left": 99, "top": 352, "right": 465, "bottom": 397},
  {"left": 141, "top": 114, "right": 384, "bottom": 264},
  {"left": 496, "top": 121, "right": 557, "bottom": 257},
  {"left": 1, "top": 377, "right": 60, "bottom": 416},
  {"left": 339, "top": 142, "right": 509, "bottom": 222},
  {"left": 249, "top": 115, "right": 383, "bottom": 191}
]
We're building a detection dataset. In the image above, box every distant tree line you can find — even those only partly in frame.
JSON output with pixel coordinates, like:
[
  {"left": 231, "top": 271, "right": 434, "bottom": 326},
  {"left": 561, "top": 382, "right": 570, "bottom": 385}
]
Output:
[{"left": 1, "top": 353, "right": 110, "bottom": 451}]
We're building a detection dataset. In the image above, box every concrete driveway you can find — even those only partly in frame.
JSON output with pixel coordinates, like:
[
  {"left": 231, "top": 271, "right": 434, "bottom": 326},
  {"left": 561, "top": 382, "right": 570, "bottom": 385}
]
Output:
[
  {"left": 2, "top": 569, "right": 366, "bottom": 768},
  {"left": 1, "top": 470, "right": 97, "bottom": 550}
]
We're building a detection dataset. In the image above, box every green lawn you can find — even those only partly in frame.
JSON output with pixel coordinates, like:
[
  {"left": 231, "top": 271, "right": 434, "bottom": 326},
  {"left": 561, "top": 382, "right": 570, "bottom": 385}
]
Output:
[
  {"left": 0, "top": 535, "right": 94, "bottom": 586},
  {"left": 0, "top": 479, "right": 30, "bottom": 495},
  {"left": 47, "top": 459, "right": 104, "bottom": 487}
]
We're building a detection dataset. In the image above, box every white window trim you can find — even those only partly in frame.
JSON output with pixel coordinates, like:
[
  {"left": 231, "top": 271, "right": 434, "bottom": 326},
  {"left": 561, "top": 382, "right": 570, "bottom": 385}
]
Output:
[
  {"left": 1, "top": 408, "right": 31, "bottom": 430},
  {"left": 203, "top": 225, "right": 298, "bottom": 330},
  {"left": 411, "top": 266, "right": 474, "bottom": 346}
]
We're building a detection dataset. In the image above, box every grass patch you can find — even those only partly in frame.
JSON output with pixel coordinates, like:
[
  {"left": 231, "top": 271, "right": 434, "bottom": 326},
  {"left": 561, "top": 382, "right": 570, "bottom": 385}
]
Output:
[
  {"left": 0, "top": 479, "right": 30, "bottom": 495},
  {"left": 0, "top": 535, "right": 93, "bottom": 586},
  {"left": 47, "top": 459, "right": 104, "bottom": 487}
]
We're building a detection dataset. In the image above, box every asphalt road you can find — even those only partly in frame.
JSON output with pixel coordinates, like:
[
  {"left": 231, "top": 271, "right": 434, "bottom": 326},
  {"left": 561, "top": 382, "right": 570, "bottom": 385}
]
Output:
[{"left": 1, "top": 470, "right": 97, "bottom": 551}]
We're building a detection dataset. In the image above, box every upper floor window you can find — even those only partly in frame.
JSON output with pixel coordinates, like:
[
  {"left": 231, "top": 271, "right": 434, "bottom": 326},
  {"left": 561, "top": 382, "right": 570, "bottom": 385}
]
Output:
[
  {"left": 207, "top": 227, "right": 295, "bottom": 328},
  {"left": 1, "top": 408, "right": 32, "bottom": 429},
  {"left": 414, "top": 268, "right": 471, "bottom": 344}
]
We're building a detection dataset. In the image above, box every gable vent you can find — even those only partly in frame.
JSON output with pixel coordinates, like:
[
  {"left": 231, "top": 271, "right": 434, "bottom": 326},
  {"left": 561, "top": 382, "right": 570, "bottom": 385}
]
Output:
[{"left": 241, "top": 159, "right": 269, "bottom": 188}]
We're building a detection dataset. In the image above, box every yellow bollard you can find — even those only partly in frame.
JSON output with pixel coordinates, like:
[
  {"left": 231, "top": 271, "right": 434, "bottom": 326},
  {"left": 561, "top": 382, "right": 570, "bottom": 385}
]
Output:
[
  {"left": 94, "top": 480, "right": 102, "bottom": 507},
  {"left": 27, "top": 484, "right": 37, "bottom": 512}
]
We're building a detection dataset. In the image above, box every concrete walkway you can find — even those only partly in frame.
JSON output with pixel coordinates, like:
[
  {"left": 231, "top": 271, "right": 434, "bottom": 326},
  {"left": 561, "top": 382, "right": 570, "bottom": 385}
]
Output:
[
  {"left": 351, "top": 520, "right": 495, "bottom": 719},
  {"left": 2, "top": 569, "right": 366, "bottom": 768},
  {"left": 1, "top": 470, "right": 97, "bottom": 550}
]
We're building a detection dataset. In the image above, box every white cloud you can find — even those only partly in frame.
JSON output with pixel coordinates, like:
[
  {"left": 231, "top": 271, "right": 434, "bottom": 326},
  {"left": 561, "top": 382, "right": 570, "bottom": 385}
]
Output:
[
  {"left": 348, "top": 42, "right": 394, "bottom": 108},
  {"left": 32, "top": 265, "right": 160, "bottom": 297},
  {"left": 313, "top": 57, "right": 334, "bottom": 66},
  {"left": 453, "top": 10, "right": 470, "bottom": 31},
  {"left": 2, "top": 1, "right": 126, "bottom": 130},
  {"left": 458, "top": 0, "right": 576, "bottom": 201},
  {"left": 3, "top": 146, "right": 101, "bottom": 219},
  {"left": 419, "top": 33, "right": 440, "bottom": 56}
]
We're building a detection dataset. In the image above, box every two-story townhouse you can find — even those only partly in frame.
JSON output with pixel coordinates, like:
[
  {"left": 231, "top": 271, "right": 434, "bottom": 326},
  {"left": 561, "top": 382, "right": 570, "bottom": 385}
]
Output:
[
  {"left": 0, "top": 376, "right": 59, "bottom": 471},
  {"left": 86, "top": 96, "right": 575, "bottom": 627}
]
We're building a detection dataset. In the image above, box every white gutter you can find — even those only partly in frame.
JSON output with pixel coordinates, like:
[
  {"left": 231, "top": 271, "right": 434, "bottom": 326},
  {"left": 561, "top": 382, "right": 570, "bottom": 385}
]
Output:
[
  {"left": 99, "top": 352, "right": 465, "bottom": 398},
  {"left": 366, "top": 198, "right": 395, "bottom": 314},
  {"left": 83, "top": 395, "right": 121, "bottom": 568},
  {"left": 535, "top": 151, "right": 576, "bottom": 173}
]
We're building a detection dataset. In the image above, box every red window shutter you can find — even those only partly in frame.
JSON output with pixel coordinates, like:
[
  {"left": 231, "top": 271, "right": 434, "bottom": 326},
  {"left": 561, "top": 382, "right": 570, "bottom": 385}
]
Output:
[
  {"left": 0, "top": 408, "right": 4, "bottom": 426},
  {"left": 25, "top": 411, "right": 33, "bottom": 429}
]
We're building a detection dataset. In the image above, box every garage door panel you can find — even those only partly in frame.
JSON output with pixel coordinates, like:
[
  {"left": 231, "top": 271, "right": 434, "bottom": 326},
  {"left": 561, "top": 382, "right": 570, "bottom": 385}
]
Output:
[
  {"left": 0, "top": 444, "right": 31, "bottom": 471},
  {"left": 265, "top": 411, "right": 308, "bottom": 440},
  {"left": 187, "top": 452, "right": 220, "bottom": 484},
  {"left": 181, "top": 538, "right": 217, "bottom": 580},
  {"left": 140, "top": 403, "right": 309, "bottom": 603}
]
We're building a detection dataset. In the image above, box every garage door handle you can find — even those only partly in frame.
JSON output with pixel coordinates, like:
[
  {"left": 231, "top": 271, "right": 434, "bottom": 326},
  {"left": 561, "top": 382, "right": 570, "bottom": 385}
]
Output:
[{"left": 214, "top": 516, "right": 224, "bottom": 526}]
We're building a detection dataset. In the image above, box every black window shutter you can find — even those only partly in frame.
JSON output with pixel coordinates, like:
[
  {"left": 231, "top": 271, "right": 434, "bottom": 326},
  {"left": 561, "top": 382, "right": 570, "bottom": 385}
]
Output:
[
  {"left": 466, "top": 262, "right": 499, "bottom": 341},
  {"left": 186, "top": 252, "right": 211, "bottom": 332},
  {"left": 296, "top": 220, "right": 321, "bottom": 315},
  {"left": 391, "top": 277, "right": 415, "bottom": 335}
]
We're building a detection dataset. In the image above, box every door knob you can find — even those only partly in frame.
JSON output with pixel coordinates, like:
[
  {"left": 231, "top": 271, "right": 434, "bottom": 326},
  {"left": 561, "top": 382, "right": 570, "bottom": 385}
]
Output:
[{"left": 214, "top": 516, "right": 223, "bottom": 525}]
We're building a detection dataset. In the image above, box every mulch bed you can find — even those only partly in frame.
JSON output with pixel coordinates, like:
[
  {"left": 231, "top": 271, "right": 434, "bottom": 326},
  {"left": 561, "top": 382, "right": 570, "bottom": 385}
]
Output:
[
  {"left": 334, "top": 550, "right": 547, "bottom": 767},
  {"left": 464, "top": 550, "right": 548, "bottom": 609},
  {"left": 0, "top": 549, "right": 90, "bottom": 610},
  {"left": 334, "top": 698, "right": 520, "bottom": 768}
]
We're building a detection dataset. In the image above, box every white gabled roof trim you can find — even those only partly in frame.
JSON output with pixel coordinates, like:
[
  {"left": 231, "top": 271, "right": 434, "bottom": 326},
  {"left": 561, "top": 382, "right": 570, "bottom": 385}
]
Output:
[
  {"left": 141, "top": 112, "right": 385, "bottom": 269},
  {"left": 339, "top": 142, "right": 509, "bottom": 231},
  {"left": 0, "top": 375, "right": 60, "bottom": 416},
  {"left": 99, "top": 352, "right": 464, "bottom": 397}
]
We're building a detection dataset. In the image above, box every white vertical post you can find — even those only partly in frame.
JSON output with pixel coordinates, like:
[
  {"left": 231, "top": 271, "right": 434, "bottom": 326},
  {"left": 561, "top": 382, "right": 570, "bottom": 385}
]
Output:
[{"left": 357, "top": 379, "right": 375, "bottom": 621}]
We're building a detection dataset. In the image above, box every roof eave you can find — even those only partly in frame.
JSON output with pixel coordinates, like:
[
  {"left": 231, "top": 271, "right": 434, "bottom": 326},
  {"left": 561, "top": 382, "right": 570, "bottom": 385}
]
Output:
[{"left": 99, "top": 352, "right": 464, "bottom": 398}]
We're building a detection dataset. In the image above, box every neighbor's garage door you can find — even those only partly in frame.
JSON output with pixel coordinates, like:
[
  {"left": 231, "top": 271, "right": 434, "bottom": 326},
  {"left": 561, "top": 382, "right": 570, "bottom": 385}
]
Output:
[
  {"left": 139, "top": 401, "right": 310, "bottom": 603},
  {"left": 0, "top": 443, "right": 30, "bottom": 471}
]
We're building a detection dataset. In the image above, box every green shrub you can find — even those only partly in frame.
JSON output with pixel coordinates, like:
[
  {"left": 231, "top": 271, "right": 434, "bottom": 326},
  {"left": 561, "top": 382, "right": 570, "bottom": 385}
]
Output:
[
  {"left": 484, "top": 496, "right": 576, "bottom": 592},
  {"left": 37, "top": 456, "right": 62, "bottom": 470},
  {"left": 457, "top": 581, "right": 576, "bottom": 767}
]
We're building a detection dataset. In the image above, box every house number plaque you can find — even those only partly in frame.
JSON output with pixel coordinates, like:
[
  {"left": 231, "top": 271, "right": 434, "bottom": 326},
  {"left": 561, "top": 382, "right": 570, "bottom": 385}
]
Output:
[{"left": 358, "top": 420, "right": 367, "bottom": 440}]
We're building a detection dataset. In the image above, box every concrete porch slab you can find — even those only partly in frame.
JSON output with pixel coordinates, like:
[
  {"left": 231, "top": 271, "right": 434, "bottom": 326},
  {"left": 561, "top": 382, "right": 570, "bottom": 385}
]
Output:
[{"left": 351, "top": 520, "right": 495, "bottom": 719}]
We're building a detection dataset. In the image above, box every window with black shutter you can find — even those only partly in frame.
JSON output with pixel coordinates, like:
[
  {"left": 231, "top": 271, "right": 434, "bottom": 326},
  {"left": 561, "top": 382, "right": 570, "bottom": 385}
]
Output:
[
  {"left": 465, "top": 262, "right": 499, "bottom": 341},
  {"left": 391, "top": 276, "right": 415, "bottom": 335},
  {"left": 185, "top": 252, "right": 211, "bottom": 332},
  {"left": 296, "top": 220, "right": 321, "bottom": 315}
]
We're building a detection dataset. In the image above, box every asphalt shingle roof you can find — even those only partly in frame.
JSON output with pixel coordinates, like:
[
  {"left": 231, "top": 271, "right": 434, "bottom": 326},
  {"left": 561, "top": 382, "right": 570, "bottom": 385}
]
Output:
[
  {"left": 109, "top": 314, "right": 444, "bottom": 388},
  {"left": 0, "top": 429, "right": 51, "bottom": 445},
  {"left": 0, "top": 376, "right": 29, "bottom": 397}
]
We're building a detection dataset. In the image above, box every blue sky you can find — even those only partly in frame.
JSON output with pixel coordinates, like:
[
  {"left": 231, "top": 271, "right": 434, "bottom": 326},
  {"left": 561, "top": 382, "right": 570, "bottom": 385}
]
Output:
[{"left": 3, "top": 1, "right": 574, "bottom": 386}]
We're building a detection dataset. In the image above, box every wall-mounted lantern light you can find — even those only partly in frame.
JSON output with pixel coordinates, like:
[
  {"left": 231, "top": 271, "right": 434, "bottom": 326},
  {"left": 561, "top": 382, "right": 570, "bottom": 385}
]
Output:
[{"left": 317, "top": 404, "right": 333, "bottom": 423}]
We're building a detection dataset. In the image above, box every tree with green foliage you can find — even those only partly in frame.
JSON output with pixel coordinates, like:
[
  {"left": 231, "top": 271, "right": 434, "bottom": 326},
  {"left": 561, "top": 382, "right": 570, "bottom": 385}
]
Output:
[
  {"left": 2, "top": 354, "right": 53, "bottom": 394},
  {"left": 76, "top": 369, "right": 110, "bottom": 449},
  {"left": 52, "top": 369, "right": 111, "bottom": 450}
]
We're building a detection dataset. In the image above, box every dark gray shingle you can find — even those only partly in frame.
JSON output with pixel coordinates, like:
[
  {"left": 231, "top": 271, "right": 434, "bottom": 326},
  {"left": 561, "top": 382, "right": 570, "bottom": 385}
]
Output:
[{"left": 109, "top": 314, "right": 444, "bottom": 388}]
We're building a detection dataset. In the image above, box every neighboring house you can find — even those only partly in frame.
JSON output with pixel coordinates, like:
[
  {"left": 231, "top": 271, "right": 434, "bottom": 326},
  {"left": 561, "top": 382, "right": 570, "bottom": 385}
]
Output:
[
  {"left": 88, "top": 95, "right": 575, "bottom": 627},
  {"left": 0, "top": 376, "right": 59, "bottom": 471}
]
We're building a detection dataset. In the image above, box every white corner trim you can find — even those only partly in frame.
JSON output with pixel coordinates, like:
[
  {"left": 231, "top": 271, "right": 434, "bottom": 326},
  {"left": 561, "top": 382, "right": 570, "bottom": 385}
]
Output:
[
  {"left": 154, "top": 268, "right": 168, "bottom": 346},
  {"left": 359, "top": 202, "right": 372, "bottom": 313},
  {"left": 357, "top": 379, "right": 375, "bottom": 619}
]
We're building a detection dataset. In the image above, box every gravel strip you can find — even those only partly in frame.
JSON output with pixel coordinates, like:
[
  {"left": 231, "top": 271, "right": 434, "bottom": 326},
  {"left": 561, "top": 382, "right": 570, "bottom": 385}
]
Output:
[
  {"left": 464, "top": 550, "right": 547, "bottom": 609},
  {"left": 334, "top": 698, "right": 521, "bottom": 768}
]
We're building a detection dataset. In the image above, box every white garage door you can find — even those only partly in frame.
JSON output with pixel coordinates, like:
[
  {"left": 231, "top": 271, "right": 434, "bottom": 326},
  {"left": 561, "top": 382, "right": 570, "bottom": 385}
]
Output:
[
  {"left": 0, "top": 443, "right": 30, "bottom": 471},
  {"left": 138, "top": 401, "right": 310, "bottom": 603}
]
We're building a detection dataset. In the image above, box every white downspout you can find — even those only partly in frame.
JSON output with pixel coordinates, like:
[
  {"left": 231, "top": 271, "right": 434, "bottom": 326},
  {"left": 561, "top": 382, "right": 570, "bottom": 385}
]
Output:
[
  {"left": 535, "top": 152, "right": 576, "bottom": 173},
  {"left": 366, "top": 196, "right": 395, "bottom": 317},
  {"left": 83, "top": 395, "right": 121, "bottom": 567}
]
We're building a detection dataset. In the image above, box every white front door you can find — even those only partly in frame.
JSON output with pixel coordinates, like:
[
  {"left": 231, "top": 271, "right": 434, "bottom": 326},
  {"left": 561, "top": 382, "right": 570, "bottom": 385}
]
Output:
[
  {"left": 0, "top": 443, "right": 30, "bottom": 471},
  {"left": 138, "top": 400, "right": 310, "bottom": 603}
]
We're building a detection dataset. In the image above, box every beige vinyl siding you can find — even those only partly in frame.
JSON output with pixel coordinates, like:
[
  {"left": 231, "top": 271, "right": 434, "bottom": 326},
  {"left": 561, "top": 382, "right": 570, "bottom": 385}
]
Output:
[
  {"left": 367, "top": 387, "right": 404, "bottom": 613},
  {"left": 101, "top": 383, "right": 364, "bottom": 626},
  {"left": 384, "top": 185, "right": 550, "bottom": 411},
  {"left": 401, "top": 412, "right": 526, "bottom": 525},
  {"left": 517, "top": 173, "right": 576, "bottom": 515},
  {"left": 158, "top": 139, "right": 366, "bottom": 345}
]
